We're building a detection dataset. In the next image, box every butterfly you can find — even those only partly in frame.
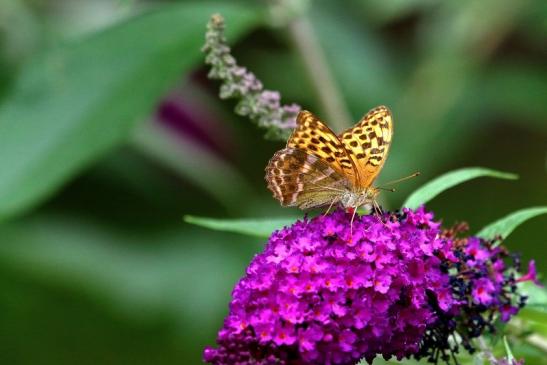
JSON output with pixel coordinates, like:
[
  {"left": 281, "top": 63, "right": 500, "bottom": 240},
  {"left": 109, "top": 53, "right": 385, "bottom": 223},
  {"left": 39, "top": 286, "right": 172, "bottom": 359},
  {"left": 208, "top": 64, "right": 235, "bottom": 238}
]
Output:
[{"left": 265, "top": 105, "right": 412, "bottom": 219}]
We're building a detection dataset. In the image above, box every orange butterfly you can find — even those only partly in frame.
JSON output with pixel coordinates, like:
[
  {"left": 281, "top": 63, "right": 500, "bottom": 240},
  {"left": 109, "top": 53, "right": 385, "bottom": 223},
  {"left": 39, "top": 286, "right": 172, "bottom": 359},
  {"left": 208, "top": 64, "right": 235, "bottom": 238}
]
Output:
[{"left": 266, "top": 106, "right": 416, "bottom": 220}]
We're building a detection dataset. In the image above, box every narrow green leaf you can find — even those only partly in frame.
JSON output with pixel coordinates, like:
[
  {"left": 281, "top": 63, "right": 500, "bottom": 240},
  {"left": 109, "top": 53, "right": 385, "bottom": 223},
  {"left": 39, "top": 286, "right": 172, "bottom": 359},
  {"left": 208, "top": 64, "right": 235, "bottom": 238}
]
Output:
[
  {"left": 476, "top": 207, "right": 547, "bottom": 241},
  {"left": 519, "top": 312, "right": 547, "bottom": 338},
  {"left": 520, "top": 282, "right": 547, "bottom": 309},
  {"left": 0, "top": 3, "right": 259, "bottom": 221},
  {"left": 520, "top": 308, "right": 547, "bottom": 324},
  {"left": 515, "top": 283, "right": 547, "bottom": 336},
  {"left": 184, "top": 215, "right": 297, "bottom": 238},
  {"left": 402, "top": 167, "right": 518, "bottom": 209}
]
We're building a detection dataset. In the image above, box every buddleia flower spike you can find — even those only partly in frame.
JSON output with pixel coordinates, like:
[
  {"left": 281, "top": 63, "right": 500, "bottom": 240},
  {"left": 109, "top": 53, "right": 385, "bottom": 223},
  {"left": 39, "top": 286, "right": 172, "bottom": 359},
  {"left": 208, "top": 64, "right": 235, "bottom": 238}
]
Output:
[
  {"left": 204, "top": 207, "right": 534, "bottom": 365},
  {"left": 202, "top": 13, "right": 300, "bottom": 140}
]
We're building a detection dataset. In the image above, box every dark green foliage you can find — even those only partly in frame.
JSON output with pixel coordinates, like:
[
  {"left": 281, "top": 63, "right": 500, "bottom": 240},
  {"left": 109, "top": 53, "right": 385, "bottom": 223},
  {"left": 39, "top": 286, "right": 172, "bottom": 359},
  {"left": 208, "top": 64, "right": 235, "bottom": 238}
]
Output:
[{"left": 0, "top": 1, "right": 545, "bottom": 364}]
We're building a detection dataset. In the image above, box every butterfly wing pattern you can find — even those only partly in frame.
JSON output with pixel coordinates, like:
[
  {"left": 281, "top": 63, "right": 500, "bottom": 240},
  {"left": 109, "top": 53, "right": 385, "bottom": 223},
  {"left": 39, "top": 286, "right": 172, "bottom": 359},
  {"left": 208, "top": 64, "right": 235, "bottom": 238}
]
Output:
[
  {"left": 265, "top": 111, "right": 351, "bottom": 209},
  {"left": 286, "top": 111, "right": 357, "bottom": 178},
  {"left": 338, "top": 106, "right": 393, "bottom": 188},
  {"left": 265, "top": 106, "right": 393, "bottom": 210},
  {"left": 265, "top": 148, "right": 346, "bottom": 209}
]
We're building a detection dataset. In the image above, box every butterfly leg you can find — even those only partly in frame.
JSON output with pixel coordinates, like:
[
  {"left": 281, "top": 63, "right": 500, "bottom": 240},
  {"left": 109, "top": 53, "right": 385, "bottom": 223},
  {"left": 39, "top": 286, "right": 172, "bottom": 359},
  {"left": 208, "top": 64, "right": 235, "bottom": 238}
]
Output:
[
  {"left": 349, "top": 207, "right": 357, "bottom": 241},
  {"left": 372, "top": 199, "right": 384, "bottom": 215},
  {"left": 323, "top": 199, "right": 337, "bottom": 217},
  {"left": 373, "top": 200, "right": 389, "bottom": 227}
]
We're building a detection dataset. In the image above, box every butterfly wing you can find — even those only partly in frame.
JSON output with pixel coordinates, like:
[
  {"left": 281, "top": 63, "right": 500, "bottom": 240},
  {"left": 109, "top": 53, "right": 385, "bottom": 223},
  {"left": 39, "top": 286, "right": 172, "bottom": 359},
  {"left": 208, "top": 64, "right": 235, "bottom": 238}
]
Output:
[
  {"left": 265, "top": 148, "right": 348, "bottom": 209},
  {"left": 287, "top": 110, "right": 357, "bottom": 180},
  {"left": 338, "top": 105, "right": 393, "bottom": 188}
]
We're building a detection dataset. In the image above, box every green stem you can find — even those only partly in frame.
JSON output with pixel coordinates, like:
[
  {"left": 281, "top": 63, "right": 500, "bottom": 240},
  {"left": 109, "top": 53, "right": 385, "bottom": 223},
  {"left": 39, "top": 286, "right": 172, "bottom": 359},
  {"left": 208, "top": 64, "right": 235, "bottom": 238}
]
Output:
[{"left": 287, "top": 15, "right": 351, "bottom": 132}]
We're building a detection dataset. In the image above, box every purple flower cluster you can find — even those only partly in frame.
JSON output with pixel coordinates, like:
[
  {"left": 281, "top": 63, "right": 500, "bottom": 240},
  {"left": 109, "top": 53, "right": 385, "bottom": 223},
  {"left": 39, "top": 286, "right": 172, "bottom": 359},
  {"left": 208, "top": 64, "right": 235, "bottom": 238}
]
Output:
[
  {"left": 204, "top": 207, "right": 533, "bottom": 365},
  {"left": 464, "top": 238, "right": 523, "bottom": 319},
  {"left": 416, "top": 234, "right": 528, "bottom": 362},
  {"left": 202, "top": 14, "right": 299, "bottom": 140},
  {"left": 205, "top": 208, "right": 459, "bottom": 365},
  {"left": 416, "top": 230, "right": 530, "bottom": 361}
]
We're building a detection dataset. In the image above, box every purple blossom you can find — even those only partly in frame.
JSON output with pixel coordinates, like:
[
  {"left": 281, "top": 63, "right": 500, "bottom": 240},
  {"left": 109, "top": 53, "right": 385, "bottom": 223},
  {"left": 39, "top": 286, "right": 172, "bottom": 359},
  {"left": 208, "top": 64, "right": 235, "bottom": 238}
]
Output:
[
  {"left": 204, "top": 208, "right": 455, "bottom": 365},
  {"left": 517, "top": 260, "right": 543, "bottom": 287},
  {"left": 465, "top": 237, "right": 492, "bottom": 263},
  {"left": 500, "top": 304, "right": 519, "bottom": 322},
  {"left": 472, "top": 277, "right": 497, "bottom": 305},
  {"left": 204, "top": 207, "right": 532, "bottom": 365}
]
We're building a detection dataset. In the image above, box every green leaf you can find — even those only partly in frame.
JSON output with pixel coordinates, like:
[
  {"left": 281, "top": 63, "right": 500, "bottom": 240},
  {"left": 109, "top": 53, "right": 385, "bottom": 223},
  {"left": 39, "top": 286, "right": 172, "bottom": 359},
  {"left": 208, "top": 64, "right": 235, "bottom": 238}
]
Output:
[
  {"left": 402, "top": 167, "right": 518, "bottom": 209},
  {"left": 184, "top": 215, "right": 298, "bottom": 237},
  {"left": 520, "top": 308, "right": 547, "bottom": 324},
  {"left": 515, "top": 283, "right": 547, "bottom": 338},
  {"left": 476, "top": 207, "right": 547, "bottom": 241},
  {"left": 519, "top": 281, "right": 547, "bottom": 310},
  {"left": 0, "top": 3, "right": 259, "bottom": 221}
]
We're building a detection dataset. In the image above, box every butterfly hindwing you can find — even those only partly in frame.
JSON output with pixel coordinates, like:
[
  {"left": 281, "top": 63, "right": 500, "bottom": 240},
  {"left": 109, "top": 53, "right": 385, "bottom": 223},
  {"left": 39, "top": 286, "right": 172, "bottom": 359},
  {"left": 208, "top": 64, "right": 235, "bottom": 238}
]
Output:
[
  {"left": 338, "top": 105, "right": 393, "bottom": 188},
  {"left": 265, "top": 148, "right": 347, "bottom": 209}
]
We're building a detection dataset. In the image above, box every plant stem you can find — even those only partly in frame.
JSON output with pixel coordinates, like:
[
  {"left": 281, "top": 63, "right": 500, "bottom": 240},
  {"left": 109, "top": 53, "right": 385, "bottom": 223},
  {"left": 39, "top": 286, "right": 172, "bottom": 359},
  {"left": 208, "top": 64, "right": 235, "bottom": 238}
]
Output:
[{"left": 287, "top": 15, "right": 351, "bottom": 132}]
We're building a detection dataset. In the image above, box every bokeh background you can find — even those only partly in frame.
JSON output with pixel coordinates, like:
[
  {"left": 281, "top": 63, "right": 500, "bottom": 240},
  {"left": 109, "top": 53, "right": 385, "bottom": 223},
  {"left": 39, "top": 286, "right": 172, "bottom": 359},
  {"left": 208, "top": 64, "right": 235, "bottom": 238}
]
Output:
[{"left": 0, "top": 0, "right": 545, "bottom": 364}]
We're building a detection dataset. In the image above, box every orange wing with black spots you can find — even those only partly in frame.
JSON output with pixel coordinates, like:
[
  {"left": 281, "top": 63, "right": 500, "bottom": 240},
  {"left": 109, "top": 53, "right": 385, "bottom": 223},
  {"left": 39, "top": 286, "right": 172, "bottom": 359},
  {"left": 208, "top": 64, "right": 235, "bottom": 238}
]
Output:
[
  {"left": 265, "top": 106, "right": 393, "bottom": 209},
  {"left": 338, "top": 105, "right": 393, "bottom": 188},
  {"left": 286, "top": 110, "right": 358, "bottom": 183}
]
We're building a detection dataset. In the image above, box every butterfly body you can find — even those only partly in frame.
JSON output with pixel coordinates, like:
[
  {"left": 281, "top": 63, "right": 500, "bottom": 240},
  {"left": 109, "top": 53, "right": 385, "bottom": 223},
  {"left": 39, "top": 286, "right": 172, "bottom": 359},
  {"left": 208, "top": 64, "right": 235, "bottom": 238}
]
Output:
[
  {"left": 265, "top": 106, "right": 393, "bottom": 212},
  {"left": 339, "top": 187, "right": 379, "bottom": 210}
]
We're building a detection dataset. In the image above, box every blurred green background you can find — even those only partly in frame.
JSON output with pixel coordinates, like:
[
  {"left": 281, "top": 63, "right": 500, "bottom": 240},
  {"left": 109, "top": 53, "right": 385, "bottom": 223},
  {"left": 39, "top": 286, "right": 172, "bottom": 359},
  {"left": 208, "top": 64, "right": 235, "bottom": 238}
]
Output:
[{"left": 0, "top": 0, "right": 545, "bottom": 364}]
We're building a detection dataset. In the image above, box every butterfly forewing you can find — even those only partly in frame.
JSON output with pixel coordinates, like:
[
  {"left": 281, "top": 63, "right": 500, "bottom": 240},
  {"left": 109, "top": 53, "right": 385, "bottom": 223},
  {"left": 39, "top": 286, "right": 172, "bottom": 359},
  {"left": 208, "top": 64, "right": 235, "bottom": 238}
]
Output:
[
  {"left": 338, "top": 105, "right": 393, "bottom": 188},
  {"left": 287, "top": 111, "right": 357, "bottom": 179},
  {"left": 265, "top": 148, "right": 347, "bottom": 209}
]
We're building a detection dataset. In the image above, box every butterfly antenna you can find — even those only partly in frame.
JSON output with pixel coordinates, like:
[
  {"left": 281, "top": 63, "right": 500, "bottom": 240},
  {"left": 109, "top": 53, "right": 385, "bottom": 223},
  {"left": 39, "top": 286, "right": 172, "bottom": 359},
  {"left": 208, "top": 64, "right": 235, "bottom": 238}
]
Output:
[
  {"left": 377, "top": 187, "right": 396, "bottom": 192},
  {"left": 378, "top": 172, "right": 420, "bottom": 188},
  {"left": 323, "top": 200, "right": 336, "bottom": 216}
]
